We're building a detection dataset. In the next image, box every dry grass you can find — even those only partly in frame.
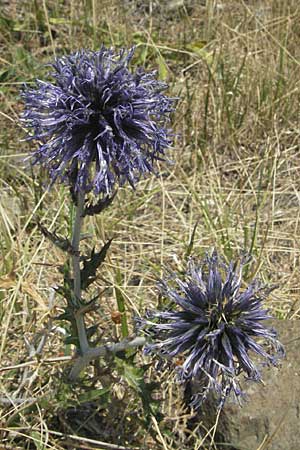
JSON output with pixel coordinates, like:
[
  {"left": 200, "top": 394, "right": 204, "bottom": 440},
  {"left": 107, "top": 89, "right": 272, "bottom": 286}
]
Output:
[{"left": 1, "top": 0, "right": 300, "bottom": 448}]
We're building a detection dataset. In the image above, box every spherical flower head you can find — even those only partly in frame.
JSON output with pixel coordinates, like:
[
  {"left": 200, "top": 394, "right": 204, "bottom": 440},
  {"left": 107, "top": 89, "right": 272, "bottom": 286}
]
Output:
[
  {"left": 21, "top": 47, "right": 175, "bottom": 194},
  {"left": 139, "top": 252, "right": 284, "bottom": 408}
]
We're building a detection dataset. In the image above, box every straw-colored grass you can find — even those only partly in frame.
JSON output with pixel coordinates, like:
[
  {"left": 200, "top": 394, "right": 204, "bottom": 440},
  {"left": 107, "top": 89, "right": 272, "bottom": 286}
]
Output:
[{"left": 1, "top": 1, "right": 300, "bottom": 448}]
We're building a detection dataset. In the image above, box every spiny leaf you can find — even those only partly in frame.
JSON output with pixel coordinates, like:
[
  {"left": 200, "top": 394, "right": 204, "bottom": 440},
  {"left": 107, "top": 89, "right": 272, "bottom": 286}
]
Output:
[
  {"left": 83, "top": 190, "right": 117, "bottom": 217},
  {"left": 37, "top": 222, "right": 75, "bottom": 255},
  {"left": 86, "top": 324, "right": 99, "bottom": 339},
  {"left": 56, "top": 263, "right": 74, "bottom": 304},
  {"left": 55, "top": 310, "right": 73, "bottom": 322},
  {"left": 81, "top": 239, "right": 113, "bottom": 290},
  {"left": 117, "top": 360, "right": 163, "bottom": 425}
]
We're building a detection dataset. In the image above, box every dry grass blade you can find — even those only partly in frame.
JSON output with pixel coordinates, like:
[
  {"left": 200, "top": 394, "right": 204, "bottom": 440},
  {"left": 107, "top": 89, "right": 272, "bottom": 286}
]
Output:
[{"left": 1, "top": 1, "right": 300, "bottom": 449}]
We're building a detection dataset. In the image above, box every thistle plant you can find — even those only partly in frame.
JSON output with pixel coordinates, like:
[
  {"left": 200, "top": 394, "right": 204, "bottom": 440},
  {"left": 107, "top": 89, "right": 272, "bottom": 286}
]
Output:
[
  {"left": 21, "top": 46, "right": 284, "bottom": 416},
  {"left": 21, "top": 46, "right": 175, "bottom": 381},
  {"left": 22, "top": 47, "right": 173, "bottom": 195},
  {"left": 138, "top": 252, "right": 284, "bottom": 408}
]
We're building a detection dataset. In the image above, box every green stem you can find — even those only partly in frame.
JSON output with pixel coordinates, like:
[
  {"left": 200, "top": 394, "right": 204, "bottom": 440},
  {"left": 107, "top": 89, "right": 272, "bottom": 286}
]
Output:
[{"left": 71, "top": 190, "right": 89, "bottom": 354}]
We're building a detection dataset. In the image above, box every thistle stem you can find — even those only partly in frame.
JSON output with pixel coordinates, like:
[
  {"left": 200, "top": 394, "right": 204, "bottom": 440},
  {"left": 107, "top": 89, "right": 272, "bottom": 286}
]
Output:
[
  {"left": 69, "top": 336, "right": 146, "bottom": 381},
  {"left": 71, "top": 189, "right": 89, "bottom": 354}
]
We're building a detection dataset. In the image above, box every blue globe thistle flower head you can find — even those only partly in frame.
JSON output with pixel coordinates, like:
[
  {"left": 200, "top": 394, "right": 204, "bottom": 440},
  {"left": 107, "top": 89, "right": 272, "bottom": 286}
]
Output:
[
  {"left": 21, "top": 47, "right": 175, "bottom": 195},
  {"left": 139, "top": 252, "right": 284, "bottom": 408}
]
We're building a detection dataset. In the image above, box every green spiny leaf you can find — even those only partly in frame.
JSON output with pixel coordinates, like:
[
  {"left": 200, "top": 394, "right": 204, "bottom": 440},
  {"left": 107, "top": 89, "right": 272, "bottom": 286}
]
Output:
[
  {"left": 86, "top": 324, "right": 99, "bottom": 339},
  {"left": 83, "top": 190, "right": 117, "bottom": 217},
  {"left": 117, "top": 360, "right": 163, "bottom": 425},
  {"left": 81, "top": 239, "right": 113, "bottom": 290},
  {"left": 37, "top": 222, "right": 75, "bottom": 255},
  {"left": 55, "top": 310, "right": 73, "bottom": 322}
]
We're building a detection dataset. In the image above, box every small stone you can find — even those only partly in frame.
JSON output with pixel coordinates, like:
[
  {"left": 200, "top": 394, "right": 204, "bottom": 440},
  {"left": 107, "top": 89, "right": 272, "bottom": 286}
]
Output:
[{"left": 199, "top": 320, "right": 300, "bottom": 450}]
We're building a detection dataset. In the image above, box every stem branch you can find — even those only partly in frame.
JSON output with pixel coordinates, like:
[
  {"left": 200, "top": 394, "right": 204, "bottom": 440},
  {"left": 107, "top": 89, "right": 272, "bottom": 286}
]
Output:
[{"left": 69, "top": 336, "right": 146, "bottom": 380}]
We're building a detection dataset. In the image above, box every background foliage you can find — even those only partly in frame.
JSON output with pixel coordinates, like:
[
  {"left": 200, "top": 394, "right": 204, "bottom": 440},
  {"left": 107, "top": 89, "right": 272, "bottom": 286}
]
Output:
[{"left": 1, "top": 1, "right": 300, "bottom": 448}]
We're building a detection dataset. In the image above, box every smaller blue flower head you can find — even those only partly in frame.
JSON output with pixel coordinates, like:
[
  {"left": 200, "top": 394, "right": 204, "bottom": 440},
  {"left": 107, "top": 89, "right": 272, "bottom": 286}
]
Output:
[
  {"left": 21, "top": 47, "right": 175, "bottom": 194},
  {"left": 139, "top": 252, "right": 284, "bottom": 408}
]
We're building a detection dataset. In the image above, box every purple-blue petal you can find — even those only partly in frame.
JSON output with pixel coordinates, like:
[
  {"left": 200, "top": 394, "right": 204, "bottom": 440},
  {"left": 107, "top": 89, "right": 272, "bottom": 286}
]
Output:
[
  {"left": 21, "top": 46, "right": 176, "bottom": 194},
  {"left": 139, "top": 252, "right": 284, "bottom": 408}
]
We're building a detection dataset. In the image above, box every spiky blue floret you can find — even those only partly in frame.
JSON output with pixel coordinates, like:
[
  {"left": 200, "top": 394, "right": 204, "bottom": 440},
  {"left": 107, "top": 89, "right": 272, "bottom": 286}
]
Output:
[
  {"left": 21, "top": 47, "right": 175, "bottom": 194},
  {"left": 139, "top": 252, "right": 284, "bottom": 408}
]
